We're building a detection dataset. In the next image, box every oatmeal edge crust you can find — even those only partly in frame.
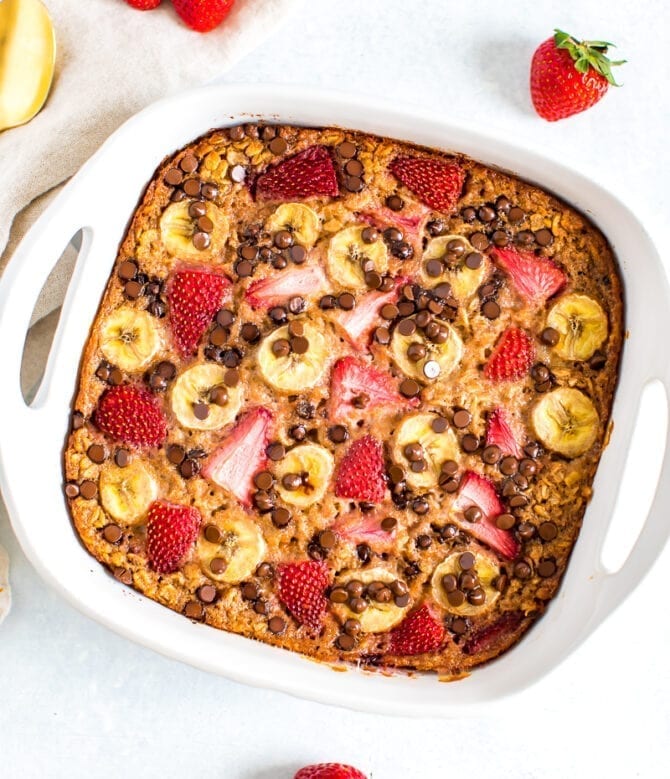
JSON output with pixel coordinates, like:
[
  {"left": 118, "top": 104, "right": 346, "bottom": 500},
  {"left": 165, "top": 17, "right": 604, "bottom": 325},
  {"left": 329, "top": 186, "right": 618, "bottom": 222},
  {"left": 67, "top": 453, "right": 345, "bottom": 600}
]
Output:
[{"left": 64, "top": 125, "right": 623, "bottom": 677}]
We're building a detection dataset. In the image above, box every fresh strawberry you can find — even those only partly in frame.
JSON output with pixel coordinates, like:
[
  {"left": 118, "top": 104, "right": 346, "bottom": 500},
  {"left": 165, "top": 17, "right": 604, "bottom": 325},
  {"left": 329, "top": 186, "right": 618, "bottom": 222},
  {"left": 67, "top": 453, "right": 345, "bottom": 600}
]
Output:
[
  {"left": 123, "top": 0, "right": 161, "bottom": 9},
  {"left": 295, "top": 764, "right": 367, "bottom": 779},
  {"left": 389, "top": 156, "right": 465, "bottom": 213},
  {"left": 167, "top": 266, "right": 231, "bottom": 356},
  {"left": 332, "top": 511, "right": 396, "bottom": 547},
  {"left": 389, "top": 603, "right": 445, "bottom": 656},
  {"left": 484, "top": 327, "right": 535, "bottom": 382},
  {"left": 486, "top": 407, "right": 524, "bottom": 459},
  {"left": 334, "top": 435, "right": 386, "bottom": 503},
  {"left": 95, "top": 385, "right": 167, "bottom": 448},
  {"left": 453, "top": 471, "right": 519, "bottom": 559},
  {"left": 255, "top": 146, "right": 338, "bottom": 201},
  {"left": 172, "top": 0, "right": 235, "bottom": 32},
  {"left": 332, "top": 278, "right": 406, "bottom": 351},
  {"left": 462, "top": 611, "right": 524, "bottom": 655},
  {"left": 146, "top": 500, "right": 201, "bottom": 573},
  {"left": 277, "top": 560, "right": 330, "bottom": 631},
  {"left": 491, "top": 246, "right": 566, "bottom": 305},
  {"left": 202, "top": 407, "right": 272, "bottom": 505},
  {"left": 245, "top": 265, "right": 329, "bottom": 309},
  {"left": 329, "top": 356, "right": 415, "bottom": 421},
  {"left": 530, "top": 29, "right": 625, "bottom": 121}
]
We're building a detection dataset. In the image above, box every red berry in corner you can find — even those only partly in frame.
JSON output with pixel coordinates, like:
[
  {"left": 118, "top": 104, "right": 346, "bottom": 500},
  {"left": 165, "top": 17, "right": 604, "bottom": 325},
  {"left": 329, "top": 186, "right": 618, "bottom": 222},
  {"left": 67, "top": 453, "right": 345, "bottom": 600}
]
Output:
[
  {"left": 146, "top": 500, "right": 201, "bottom": 573},
  {"left": 172, "top": 0, "right": 236, "bottom": 33},
  {"left": 124, "top": 0, "right": 161, "bottom": 9},
  {"left": 530, "top": 29, "right": 625, "bottom": 121},
  {"left": 295, "top": 765, "right": 367, "bottom": 779}
]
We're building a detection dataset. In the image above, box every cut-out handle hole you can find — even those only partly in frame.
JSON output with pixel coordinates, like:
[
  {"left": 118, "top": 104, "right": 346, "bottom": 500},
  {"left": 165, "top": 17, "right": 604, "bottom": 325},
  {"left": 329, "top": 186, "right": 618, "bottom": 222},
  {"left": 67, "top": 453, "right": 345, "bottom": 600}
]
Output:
[
  {"left": 21, "top": 230, "right": 83, "bottom": 404},
  {"left": 601, "top": 379, "right": 668, "bottom": 573}
]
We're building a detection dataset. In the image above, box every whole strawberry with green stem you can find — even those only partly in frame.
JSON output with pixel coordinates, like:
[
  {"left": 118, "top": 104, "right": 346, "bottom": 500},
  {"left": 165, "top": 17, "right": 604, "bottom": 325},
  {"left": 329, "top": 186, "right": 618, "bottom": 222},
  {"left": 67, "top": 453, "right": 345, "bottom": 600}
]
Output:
[{"left": 530, "top": 29, "right": 625, "bottom": 121}]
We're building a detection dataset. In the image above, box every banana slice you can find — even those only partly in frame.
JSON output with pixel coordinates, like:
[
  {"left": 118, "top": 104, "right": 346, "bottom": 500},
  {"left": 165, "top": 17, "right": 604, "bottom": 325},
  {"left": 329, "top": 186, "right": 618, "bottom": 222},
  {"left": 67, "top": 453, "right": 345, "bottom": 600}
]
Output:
[
  {"left": 197, "top": 512, "right": 266, "bottom": 584},
  {"left": 99, "top": 307, "right": 161, "bottom": 373},
  {"left": 390, "top": 317, "right": 463, "bottom": 382},
  {"left": 159, "top": 201, "right": 229, "bottom": 259},
  {"left": 326, "top": 225, "right": 389, "bottom": 290},
  {"left": 257, "top": 319, "right": 330, "bottom": 393},
  {"left": 274, "top": 443, "right": 334, "bottom": 508},
  {"left": 99, "top": 461, "right": 158, "bottom": 525},
  {"left": 171, "top": 364, "right": 243, "bottom": 431},
  {"left": 332, "top": 567, "right": 411, "bottom": 633},
  {"left": 431, "top": 549, "right": 501, "bottom": 616},
  {"left": 265, "top": 203, "right": 320, "bottom": 248},
  {"left": 422, "top": 235, "right": 487, "bottom": 301},
  {"left": 546, "top": 293, "right": 608, "bottom": 361},
  {"left": 392, "top": 413, "right": 459, "bottom": 490},
  {"left": 532, "top": 387, "right": 599, "bottom": 458}
]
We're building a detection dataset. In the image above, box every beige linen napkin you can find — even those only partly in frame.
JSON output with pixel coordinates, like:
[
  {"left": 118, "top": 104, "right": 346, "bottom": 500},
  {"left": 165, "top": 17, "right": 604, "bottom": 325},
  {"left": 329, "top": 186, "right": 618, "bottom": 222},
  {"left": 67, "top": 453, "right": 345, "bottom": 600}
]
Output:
[{"left": 0, "top": 0, "right": 303, "bottom": 621}]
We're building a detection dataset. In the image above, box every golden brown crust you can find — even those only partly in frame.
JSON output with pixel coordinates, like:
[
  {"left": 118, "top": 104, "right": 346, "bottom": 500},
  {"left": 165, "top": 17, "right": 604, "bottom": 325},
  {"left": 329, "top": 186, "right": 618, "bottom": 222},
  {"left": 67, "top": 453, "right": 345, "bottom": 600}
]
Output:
[{"left": 64, "top": 124, "right": 623, "bottom": 677}]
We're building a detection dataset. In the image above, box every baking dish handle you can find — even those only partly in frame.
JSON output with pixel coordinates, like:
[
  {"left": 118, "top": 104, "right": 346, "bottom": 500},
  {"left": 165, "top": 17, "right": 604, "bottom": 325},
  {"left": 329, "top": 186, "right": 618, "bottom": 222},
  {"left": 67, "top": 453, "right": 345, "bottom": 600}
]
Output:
[
  {"left": 594, "top": 358, "right": 670, "bottom": 624},
  {"left": 0, "top": 188, "right": 88, "bottom": 419}
]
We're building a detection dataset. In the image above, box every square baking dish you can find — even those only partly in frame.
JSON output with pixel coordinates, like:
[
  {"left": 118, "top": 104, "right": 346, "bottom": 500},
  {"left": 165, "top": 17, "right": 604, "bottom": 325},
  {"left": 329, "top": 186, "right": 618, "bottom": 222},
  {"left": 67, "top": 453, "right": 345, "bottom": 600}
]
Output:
[{"left": 1, "top": 84, "right": 669, "bottom": 716}]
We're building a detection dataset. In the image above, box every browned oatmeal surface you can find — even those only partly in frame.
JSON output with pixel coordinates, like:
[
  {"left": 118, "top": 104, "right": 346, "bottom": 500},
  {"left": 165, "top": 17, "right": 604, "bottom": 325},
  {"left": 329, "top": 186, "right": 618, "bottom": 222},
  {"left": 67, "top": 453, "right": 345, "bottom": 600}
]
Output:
[{"left": 64, "top": 124, "right": 623, "bottom": 677}]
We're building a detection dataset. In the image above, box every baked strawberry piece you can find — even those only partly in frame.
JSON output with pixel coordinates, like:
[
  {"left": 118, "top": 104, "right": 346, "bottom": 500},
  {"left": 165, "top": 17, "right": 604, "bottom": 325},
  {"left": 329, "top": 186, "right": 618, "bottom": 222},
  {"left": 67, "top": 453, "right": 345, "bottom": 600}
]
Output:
[
  {"left": 329, "top": 357, "right": 412, "bottom": 421},
  {"left": 484, "top": 327, "right": 535, "bottom": 382},
  {"left": 146, "top": 500, "right": 200, "bottom": 573},
  {"left": 277, "top": 560, "right": 330, "bottom": 630},
  {"left": 255, "top": 146, "right": 339, "bottom": 201},
  {"left": 334, "top": 435, "right": 386, "bottom": 503},
  {"left": 486, "top": 407, "right": 525, "bottom": 459},
  {"left": 389, "top": 603, "right": 445, "bottom": 656},
  {"left": 491, "top": 246, "right": 566, "bottom": 305},
  {"left": 245, "top": 265, "right": 329, "bottom": 309},
  {"left": 95, "top": 385, "right": 167, "bottom": 448},
  {"left": 332, "top": 280, "right": 405, "bottom": 351},
  {"left": 389, "top": 156, "right": 465, "bottom": 213}
]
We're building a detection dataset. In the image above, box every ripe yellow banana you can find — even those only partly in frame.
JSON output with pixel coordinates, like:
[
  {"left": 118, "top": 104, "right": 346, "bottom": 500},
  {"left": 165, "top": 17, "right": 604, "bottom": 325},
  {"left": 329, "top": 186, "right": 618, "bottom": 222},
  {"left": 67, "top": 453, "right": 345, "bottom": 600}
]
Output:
[
  {"left": 257, "top": 318, "right": 330, "bottom": 393},
  {"left": 532, "top": 387, "right": 599, "bottom": 458},
  {"left": 99, "top": 306, "right": 162, "bottom": 373},
  {"left": 274, "top": 443, "right": 334, "bottom": 508},
  {"left": 431, "top": 549, "right": 501, "bottom": 616},
  {"left": 422, "top": 234, "right": 487, "bottom": 300},
  {"left": 392, "top": 412, "right": 459, "bottom": 490},
  {"left": 171, "top": 364, "right": 243, "bottom": 431},
  {"left": 326, "top": 225, "right": 388, "bottom": 290},
  {"left": 546, "top": 293, "right": 608, "bottom": 361},
  {"left": 197, "top": 512, "right": 266, "bottom": 584},
  {"left": 332, "top": 567, "right": 411, "bottom": 633},
  {"left": 390, "top": 318, "right": 463, "bottom": 382},
  {"left": 265, "top": 203, "right": 321, "bottom": 248},
  {"left": 99, "top": 461, "right": 159, "bottom": 525},
  {"left": 160, "top": 201, "right": 229, "bottom": 258}
]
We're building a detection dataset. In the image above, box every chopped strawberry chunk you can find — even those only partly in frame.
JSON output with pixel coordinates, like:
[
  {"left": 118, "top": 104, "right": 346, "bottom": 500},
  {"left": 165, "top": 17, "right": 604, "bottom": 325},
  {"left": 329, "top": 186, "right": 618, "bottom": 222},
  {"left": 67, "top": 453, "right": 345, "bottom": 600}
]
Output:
[
  {"left": 333, "top": 277, "right": 406, "bottom": 351},
  {"left": 360, "top": 201, "right": 430, "bottom": 238},
  {"left": 462, "top": 611, "right": 524, "bottom": 656},
  {"left": 453, "top": 471, "right": 519, "bottom": 559},
  {"left": 202, "top": 407, "right": 273, "bottom": 506},
  {"left": 484, "top": 327, "right": 535, "bottom": 382},
  {"left": 389, "top": 156, "right": 465, "bottom": 213},
  {"left": 146, "top": 500, "right": 201, "bottom": 574},
  {"left": 332, "top": 511, "right": 397, "bottom": 547},
  {"left": 295, "top": 764, "right": 367, "bottom": 779},
  {"left": 277, "top": 560, "right": 330, "bottom": 630},
  {"left": 329, "top": 356, "right": 415, "bottom": 421},
  {"left": 486, "top": 407, "right": 525, "bottom": 459},
  {"left": 334, "top": 435, "right": 386, "bottom": 503},
  {"left": 491, "top": 246, "right": 566, "bottom": 305},
  {"left": 389, "top": 603, "right": 445, "bottom": 656},
  {"left": 95, "top": 385, "right": 167, "bottom": 448},
  {"left": 167, "top": 266, "right": 231, "bottom": 357},
  {"left": 254, "top": 145, "right": 339, "bottom": 201},
  {"left": 245, "top": 264, "right": 329, "bottom": 309}
]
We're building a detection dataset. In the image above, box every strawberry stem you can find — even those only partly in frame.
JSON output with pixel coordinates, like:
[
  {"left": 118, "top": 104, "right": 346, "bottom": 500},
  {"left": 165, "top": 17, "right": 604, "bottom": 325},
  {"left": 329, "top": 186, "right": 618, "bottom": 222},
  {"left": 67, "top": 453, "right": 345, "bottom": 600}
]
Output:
[{"left": 553, "top": 28, "right": 626, "bottom": 86}]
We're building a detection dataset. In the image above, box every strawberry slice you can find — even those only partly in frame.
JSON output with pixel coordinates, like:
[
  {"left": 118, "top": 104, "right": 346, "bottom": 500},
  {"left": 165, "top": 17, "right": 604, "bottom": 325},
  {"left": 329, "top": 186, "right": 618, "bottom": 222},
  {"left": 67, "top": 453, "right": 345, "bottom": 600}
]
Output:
[
  {"left": 486, "top": 407, "right": 525, "bottom": 459},
  {"left": 361, "top": 201, "right": 430, "bottom": 238},
  {"left": 95, "top": 385, "right": 167, "bottom": 448},
  {"left": 484, "top": 327, "right": 535, "bottom": 382},
  {"left": 167, "top": 266, "right": 231, "bottom": 357},
  {"left": 491, "top": 246, "right": 566, "bottom": 305},
  {"left": 389, "top": 156, "right": 465, "bottom": 213},
  {"left": 202, "top": 407, "right": 273, "bottom": 506},
  {"left": 334, "top": 435, "right": 386, "bottom": 503},
  {"left": 332, "top": 278, "right": 406, "bottom": 351},
  {"left": 389, "top": 603, "right": 445, "bottom": 656},
  {"left": 146, "top": 500, "right": 201, "bottom": 574},
  {"left": 452, "top": 471, "right": 519, "bottom": 559},
  {"left": 332, "top": 511, "right": 397, "bottom": 547},
  {"left": 277, "top": 560, "right": 330, "bottom": 631},
  {"left": 329, "top": 356, "right": 415, "bottom": 421},
  {"left": 462, "top": 611, "right": 524, "bottom": 656},
  {"left": 245, "top": 265, "right": 329, "bottom": 309},
  {"left": 295, "top": 765, "right": 367, "bottom": 779},
  {"left": 254, "top": 145, "right": 339, "bottom": 201}
]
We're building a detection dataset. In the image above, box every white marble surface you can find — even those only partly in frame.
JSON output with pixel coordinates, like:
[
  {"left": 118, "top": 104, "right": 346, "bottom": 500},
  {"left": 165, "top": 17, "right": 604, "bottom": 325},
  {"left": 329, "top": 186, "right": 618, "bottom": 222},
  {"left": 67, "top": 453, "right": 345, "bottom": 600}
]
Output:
[{"left": 1, "top": 0, "right": 669, "bottom": 776}]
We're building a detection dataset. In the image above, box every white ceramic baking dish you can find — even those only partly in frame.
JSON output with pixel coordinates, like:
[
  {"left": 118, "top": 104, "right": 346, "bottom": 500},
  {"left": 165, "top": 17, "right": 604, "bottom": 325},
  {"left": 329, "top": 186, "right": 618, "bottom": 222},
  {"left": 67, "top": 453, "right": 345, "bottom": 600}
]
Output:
[{"left": 1, "top": 84, "right": 669, "bottom": 717}]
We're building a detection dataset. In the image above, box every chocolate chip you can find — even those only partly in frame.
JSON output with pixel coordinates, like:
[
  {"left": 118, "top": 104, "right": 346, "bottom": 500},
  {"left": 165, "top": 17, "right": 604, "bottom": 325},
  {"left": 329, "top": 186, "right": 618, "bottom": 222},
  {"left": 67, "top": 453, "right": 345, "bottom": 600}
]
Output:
[
  {"left": 179, "top": 458, "right": 200, "bottom": 479},
  {"left": 338, "top": 292, "right": 355, "bottom": 310},
  {"left": 374, "top": 326, "right": 391, "bottom": 344},
  {"left": 452, "top": 409, "right": 471, "bottom": 428},
  {"left": 482, "top": 444, "right": 501, "bottom": 464},
  {"left": 539, "top": 521, "right": 558, "bottom": 541},
  {"left": 516, "top": 230, "right": 535, "bottom": 246},
  {"left": 271, "top": 507, "right": 291, "bottom": 528},
  {"left": 197, "top": 584, "right": 217, "bottom": 604},
  {"left": 482, "top": 300, "right": 501, "bottom": 319},
  {"left": 496, "top": 513, "right": 516, "bottom": 530},
  {"left": 290, "top": 336, "right": 310, "bottom": 354},
  {"left": 289, "top": 245, "right": 307, "bottom": 265},
  {"left": 260, "top": 125, "right": 277, "bottom": 141},
  {"left": 470, "top": 232, "right": 489, "bottom": 251},
  {"left": 464, "top": 506, "right": 482, "bottom": 523},
  {"left": 589, "top": 351, "right": 606, "bottom": 370},
  {"left": 431, "top": 416, "right": 448, "bottom": 434},
  {"left": 365, "top": 270, "right": 382, "bottom": 289},
  {"left": 461, "top": 433, "right": 480, "bottom": 453},
  {"left": 412, "top": 498, "right": 429, "bottom": 515},
  {"left": 118, "top": 260, "right": 138, "bottom": 281},
  {"left": 535, "top": 228, "right": 554, "bottom": 246},
  {"left": 399, "top": 379, "right": 420, "bottom": 398},
  {"left": 540, "top": 327, "right": 560, "bottom": 346},
  {"left": 499, "top": 456, "right": 518, "bottom": 475},
  {"left": 513, "top": 560, "right": 532, "bottom": 579},
  {"left": 87, "top": 444, "right": 106, "bottom": 464},
  {"left": 253, "top": 471, "right": 274, "bottom": 491},
  {"left": 319, "top": 530, "right": 336, "bottom": 549},
  {"left": 112, "top": 567, "right": 133, "bottom": 585},
  {"left": 79, "top": 480, "right": 97, "bottom": 500},
  {"left": 101, "top": 524, "right": 122, "bottom": 545},
  {"left": 241, "top": 581, "right": 260, "bottom": 601},
  {"left": 356, "top": 543, "right": 371, "bottom": 563},
  {"left": 345, "top": 175, "right": 364, "bottom": 192},
  {"left": 192, "top": 402, "right": 209, "bottom": 421},
  {"left": 209, "top": 558, "right": 228, "bottom": 575},
  {"left": 328, "top": 425, "right": 349, "bottom": 444},
  {"left": 269, "top": 137, "right": 288, "bottom": 155},
  {"left": 123, "top": 280, "right": 142, "bottom": 300},
  {"left": 386, "top": 194, "right": 404, "bottom": 211},
  {"left": 203, "top": 524, "right": 222, "bottom": 544},
  {"left": 338, "top": 140, "right": 357, "bottom": 158},
  {"left": 538, "top": 559, "right": 557, "bottom": 578},
  {"left": 508, "top": 206, "right": 525, "bottom": 224},
  {"left": 516, "top": 522, "right": 536, "bottom": 540},
  {"left": 182, "top": 178, "right": 201, "bottom": 197},
  {"left": 184, "top": 601, "right": 205, "bottom": 620},
  {"left": 164, "top": 168, "right": 183, "bottom": 186},
  {"left": 416, "top": 534, "right": 432, "bottom": 550},
  {"left": 268, "top": 616, "right": 286, "bottom": 634},
  {"left": 447, "top": 590, "right": 465, "bottom": 607},
  {"left": 492, "top": 230, "right": 509, "bottom": 247}
]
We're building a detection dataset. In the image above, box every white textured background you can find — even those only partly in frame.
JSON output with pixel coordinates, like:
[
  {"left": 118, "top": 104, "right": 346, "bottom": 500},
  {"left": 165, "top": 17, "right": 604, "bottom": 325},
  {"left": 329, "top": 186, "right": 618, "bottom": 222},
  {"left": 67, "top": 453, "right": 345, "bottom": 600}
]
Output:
[{"left": 1, "top": 1, "right": 669, "bottom": 777}]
